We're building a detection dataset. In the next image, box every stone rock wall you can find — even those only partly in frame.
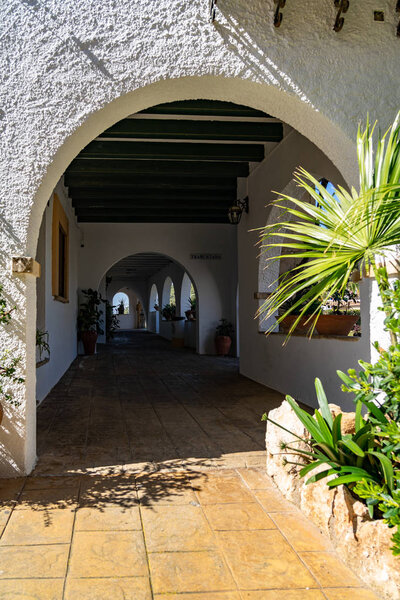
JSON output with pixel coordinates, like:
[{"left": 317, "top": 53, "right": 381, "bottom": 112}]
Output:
[{"left": 266, "top": 400, "right": 400, "bottom": 600}]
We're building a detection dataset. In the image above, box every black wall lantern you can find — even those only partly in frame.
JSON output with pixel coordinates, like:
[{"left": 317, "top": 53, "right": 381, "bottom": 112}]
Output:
[{"left": 228, "top": 197, "right": 249, "bottom": 225}]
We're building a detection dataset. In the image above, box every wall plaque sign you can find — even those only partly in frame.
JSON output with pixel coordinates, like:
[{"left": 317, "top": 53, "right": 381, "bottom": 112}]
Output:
[{"left": 190, "top": 253, "right": 222, "bottom": 260}]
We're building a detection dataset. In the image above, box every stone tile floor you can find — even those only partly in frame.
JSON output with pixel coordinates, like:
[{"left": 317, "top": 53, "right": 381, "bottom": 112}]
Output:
[{"left": 0, "top": 332, "right": 381, "bottom": 599}]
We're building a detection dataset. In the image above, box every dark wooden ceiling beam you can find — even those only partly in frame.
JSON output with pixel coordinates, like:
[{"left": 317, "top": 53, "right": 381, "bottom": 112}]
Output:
[
  {"left": 100, "top": 119, "right": 282, "bottom": 142},
  {"left": 66, "top": 159, "right": 249, "bottom": 178},
  {"left": 79, "top": 141, "right": 264, "bottom": 162},
  {"left": 64, "top": 173, "right": 237, "bottom": 190},
  {"left": 75, "top": 208, "right": 229, "bottom": 217},
  {"left": 77, "top": 216, "right": 228, "bottom": 223},
  {"left": 139, "top": 100, "right": 270, "bottom": 118},
  {"left": 69, "top": 188, "right": 235, "bottom": 201},
  {"left": 72, "top": 199, "right": 232, "bottom": 210}
]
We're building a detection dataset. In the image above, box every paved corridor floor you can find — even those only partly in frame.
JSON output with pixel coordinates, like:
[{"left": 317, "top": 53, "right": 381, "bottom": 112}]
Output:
[{"left": 0, "top": 332, "right": 380, "bottom": 599}]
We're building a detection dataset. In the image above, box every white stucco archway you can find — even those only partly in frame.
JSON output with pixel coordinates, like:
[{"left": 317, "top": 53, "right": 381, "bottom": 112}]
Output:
[
  {"left": 25, "top": 76, "right": 358, "bottom": 260},
  {"left": 4, "top": 0, "right": 394, "bottom": 475},
  {"left": 0, "top": 78, "right": 355, "bottom": 476}
]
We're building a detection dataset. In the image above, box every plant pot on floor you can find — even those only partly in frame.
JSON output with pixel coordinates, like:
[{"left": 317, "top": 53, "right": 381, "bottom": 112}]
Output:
[
  {"left": 316, "top": 314, "right": 359, "bottom": 336},
  {"left": 81, "top": 330, "right": 98, "bottom": 355},
  {"left": 215, "top": 335, "right": 232, "bottom": 356}
]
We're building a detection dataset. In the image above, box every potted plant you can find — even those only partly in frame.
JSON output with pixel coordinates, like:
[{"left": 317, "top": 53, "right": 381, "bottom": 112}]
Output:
[
  {"left": 105, "top": 300, "right": 119, "bottom": 342},
  {"left": 258, "top": 113, "right": 400, "bottom": 563},
  {"left": 78, "top": 288, "right": 104, "bottom": 355},
  {"left": 215, "top": 319, "right": 234, "bottom": 355},
  {"left": 161, "top": 303, "right": 176, "bottom": 321},
  {"left": 279, "top": 286, "right": 321, "bottom": 334},
  {"left": 185, "top": 297, "right": 197, "bottom": 320},
  {"left": 316, "top": 287, "right": 360, "bottom": 335},
  {"left": 118, "top": 299, "right": 125, "bottom": 315}
]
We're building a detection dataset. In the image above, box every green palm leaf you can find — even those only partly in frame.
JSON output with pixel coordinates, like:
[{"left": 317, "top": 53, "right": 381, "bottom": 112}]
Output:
[{"left": 258, "top": 112, "right": 400, "bottom": 341}]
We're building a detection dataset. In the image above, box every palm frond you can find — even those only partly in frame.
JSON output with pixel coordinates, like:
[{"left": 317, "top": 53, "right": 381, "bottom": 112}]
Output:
[{"left": 258, "top": 112, "right": 400, "bottom": 338}]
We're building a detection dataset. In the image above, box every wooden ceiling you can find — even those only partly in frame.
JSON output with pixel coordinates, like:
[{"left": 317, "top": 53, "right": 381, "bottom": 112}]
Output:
[
  {"left": 108, "top": 253, "right": 173, "bottom": 280},
  {"left": 65, "top": 100, "right": 283, "bottom": 223}
]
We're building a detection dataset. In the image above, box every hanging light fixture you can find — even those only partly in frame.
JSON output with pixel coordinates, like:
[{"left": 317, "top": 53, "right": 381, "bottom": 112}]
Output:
[{"left": 228, "top": 197, "right": 249, "bottom": 225}]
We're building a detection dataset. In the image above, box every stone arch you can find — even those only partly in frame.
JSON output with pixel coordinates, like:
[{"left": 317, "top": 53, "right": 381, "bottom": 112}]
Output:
[
  {"left": 4, "top": 76, "right": 356, "bottom": 476},
  {"left": 258, "top": 178, "right": 316, "bottom": 332},
  {"left": 162, "top": 277, "right": 175, "bottom": 312},
  {"left": 113, "top": 291, "right": 130, "bottom": 314},
  {"left": 180, "top": 272, "right": 195, "bottom": 316}
]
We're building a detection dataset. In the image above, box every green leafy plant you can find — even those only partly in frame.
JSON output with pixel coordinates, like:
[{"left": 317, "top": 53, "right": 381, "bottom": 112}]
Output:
[
  {"left": 339, "top": 280, "right": 400, "bottom": 422},
  {"left": 105, "top": 301, "right": 119, "bottom": 341},
  {"left": 354, "top": 478, "right": 400, "bottom": 555},
  {"left": 258, "top": 112, "right": 400, "bottom": 556},
  {"left": 36, "top": 329, "right": 50, "bottom": 361},
  {"left": 258, "top": 112, "right": 400, "bottom": 340},
  {"left": 262, "top": 378, "right": 400, "bottom": 553},
  {"left": 162, "top": 303, "right": 176, "bottom": 320},
  {"left": 78, "top": 289, "right": 104, "bottom": 335},
  {"left": 263, "top": 379, "right": 392, "bottom": 491},
  {"left": 188, "top": 296, "right": 197, "bottom": 310},
  {"left": 0, "top": 284, "right": 23, "bottom": 408},
  {"left": 216, "top": 319, "right": 234, "bottom": 337},
  {"left": 327, "top": 286, "right": 359, "bottom": 315}
]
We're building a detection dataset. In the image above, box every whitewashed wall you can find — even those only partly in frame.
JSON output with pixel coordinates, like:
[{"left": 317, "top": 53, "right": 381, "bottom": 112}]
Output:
[
  {"left": 78, "top": 223, "right": 237, "bottom": 355},
  {"left": 1, "top": 0, "right": 399, "bottom": 474},
  {"left": 238, "top": 131, "right": 370, "bottom": 410},
  {"left": 35, "top": 182, "right": 80, "bottom": 404}
]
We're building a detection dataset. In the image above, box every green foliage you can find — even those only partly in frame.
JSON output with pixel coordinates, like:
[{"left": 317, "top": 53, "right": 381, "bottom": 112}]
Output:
[
  {"left": 329, "top": 286, "right": 358, "bottom": 315},
  {"left": 78, "top": 289, "right": 104, "bottom": 335},
  {"left": 257, "top": 112, "right": 400, "bottom": 555},
  {"left": 262, "top": 377, "right": 400, "bottom": 554},
  {"left": 162, "top": 303, "right": 176, "bottom": 320},
  {"left": 188, "top": 296, "right": 197, "bottom": 310},
  {"left": 354, "top": 478, "right": 400, "bottom": 555},
  {"left": 36, "top": 329, "right": 50, "bottom": 361},
  {"left": 216, "top": 319, "right": 234, "bottom": 337},
  {"left": 338, "top": 280, "right": 400, "bottom": 422},
  {"left": 258, "top": 112, "right": 400, "bottom": 338},
  {"left": 0, "top": 284, "right": 23, "bottom": 407},
  {"left": 0, "top": 284, "right": 14, "bottom": 325},
  {"left": 263, "top": 378, "right": 392, "bottom": 490},
  {"left": 105, "top": 301, "right": 119, "bottom": 341}
]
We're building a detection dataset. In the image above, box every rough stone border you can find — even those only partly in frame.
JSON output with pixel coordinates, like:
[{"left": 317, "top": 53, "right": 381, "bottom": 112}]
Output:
[{"left": 266, "top": 400, "right": 399, "bottom": 600}]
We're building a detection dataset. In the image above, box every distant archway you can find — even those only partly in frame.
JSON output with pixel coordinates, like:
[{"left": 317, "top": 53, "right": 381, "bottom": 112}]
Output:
[{"left": 112, "top": 291, "right": 129, "bottom": 315}]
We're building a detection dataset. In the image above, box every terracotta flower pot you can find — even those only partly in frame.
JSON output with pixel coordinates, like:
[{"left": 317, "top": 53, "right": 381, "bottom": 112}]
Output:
[
  {"left": 81, "top": 330, "right": 98, "bottom": 355},
  {"left": 215, "top": 335, "right": 232, "bottom": 356},
  {"left": 280, "top": 315, "right": 314, "bottom": 335},
  {"left": 316, "top": 314, "right": 359, "bottom": 336}
]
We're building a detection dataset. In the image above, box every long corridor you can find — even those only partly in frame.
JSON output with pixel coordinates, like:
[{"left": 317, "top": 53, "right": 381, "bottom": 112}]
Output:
[
  {"left": 0, "top": 333, "right": 379, "bottom": 599},
  {"left": 36, "top": 331, "right": 278, "bottom": 473}
]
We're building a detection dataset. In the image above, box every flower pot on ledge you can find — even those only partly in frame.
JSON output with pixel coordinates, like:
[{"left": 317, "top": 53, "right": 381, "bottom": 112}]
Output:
[
  {"left": 316, "top": 314, "right": 359, "bottom": 336},
  {"left": 279, "top": 315, "right": 313, "bottom": 335}
]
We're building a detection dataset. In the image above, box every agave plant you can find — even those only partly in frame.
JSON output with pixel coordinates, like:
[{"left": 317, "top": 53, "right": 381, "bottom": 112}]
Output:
[
  {"left": 262, "top": 378, "right": 394, "bottom": 493},
  {"left": 258, "top": 112, "right": 400, "bottom": 343}
]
